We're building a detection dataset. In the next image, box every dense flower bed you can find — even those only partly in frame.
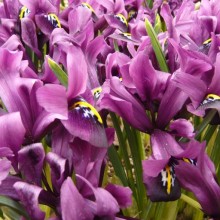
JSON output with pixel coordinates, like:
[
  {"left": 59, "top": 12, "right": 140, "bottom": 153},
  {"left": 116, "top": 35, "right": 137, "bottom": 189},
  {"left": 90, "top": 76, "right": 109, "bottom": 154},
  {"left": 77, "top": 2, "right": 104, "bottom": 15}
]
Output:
[{"left": 0, "top": 0, "right": 220, "bottom": 219}]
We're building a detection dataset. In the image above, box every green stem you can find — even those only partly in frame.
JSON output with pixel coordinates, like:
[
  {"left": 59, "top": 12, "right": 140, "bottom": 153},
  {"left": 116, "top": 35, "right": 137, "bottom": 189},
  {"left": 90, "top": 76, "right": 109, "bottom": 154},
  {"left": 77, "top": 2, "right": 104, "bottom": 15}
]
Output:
[
  {"left": 146, "top": 0, "right": 153, "bottom": 8},
  {"left": 113, "top": 39, "right": 120, "bottom": 52},
  {"left": 180, "top": 194, "right": 202, "bottom": 211},
  {"left": 110, "top": 113, "right": 138, "bottom": 201},
  {"left": 135, "top": 130, "right": 145, "bottom": 160},
  {"left": 123, "top": 121, "right": 147, "bottom": 217},
  {"left": 108, "top": 145, "right": 128, "bottom": 186}
]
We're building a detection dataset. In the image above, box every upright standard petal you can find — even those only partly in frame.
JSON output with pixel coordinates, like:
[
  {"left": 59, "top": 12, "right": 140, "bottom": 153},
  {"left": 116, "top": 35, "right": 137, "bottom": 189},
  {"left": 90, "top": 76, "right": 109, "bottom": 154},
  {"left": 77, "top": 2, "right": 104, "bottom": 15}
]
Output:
[
  {"left": 129, "top": 50, "right": 157, "bottom": 102},
  {"left": 151, "top": 130, "right": 184, "bottom": 160},
  {"left": 172, "top": 71, "right": 207, "bottom": 109},
  {"left": 66, "top": 46, "right": 88, "bottom": 100},
  {"left": 36, "top": 84, "right": 68, "bottom": 119},
  {"left": 156, "top": 80, "right": 188, "bottom": 129},
  {"left": 85, "top": 35, "right": 106, "bottom": 88},
  {"left": 98, "top": 77, "right": 152, "bottom": 132}
]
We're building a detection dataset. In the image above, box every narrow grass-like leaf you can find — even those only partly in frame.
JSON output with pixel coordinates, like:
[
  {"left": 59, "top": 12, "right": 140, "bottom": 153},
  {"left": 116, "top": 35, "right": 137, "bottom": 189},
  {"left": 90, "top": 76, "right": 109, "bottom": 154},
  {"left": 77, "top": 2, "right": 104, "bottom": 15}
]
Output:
[
  {"left": 0, "top": 208, "right": 3, "bottom": 219},
  {"left": 202, "top": 125, "right": 217, "bottom": 144},
  {"left": 154, "top": 202, "right": 165, "bottom": 220},
  {"left": 202, "top": 125, "right": 217, "bottom": 156},
  {"left": 110, "top": 113, "right": 138, "bottom": 201},
  {"left": 210, "top": 127, "right": 220, "bottom": 168},
  {"left": 163, "top": 201, "right": 179, "bottom": 220},
  {"left": 2, "top": 207, "right": 21, "bottom": 220},
  {"left": 154, "top": 14, "right": 162, "bottom": 34},
  {"left": 195, "top": 110, "right": 217, "bottom": 140},
  {"left": 48, "top": 57, "right": 68, "bottom": 87},
  {"left": 145, "top": 18, "right": 169, "bottom": 72},
  {"left": 155, "top": 201, "right": 178, "bottom": 220},
  {"left": 123, "top": 121, "right": 147, "bottom": 218},
  {"left": 146, "top": 0, "right": 153, "bottom": 8},
  {"left": 0, "top": 196, "right": 30, "bottom": 220},
  {"left": 135, "top": 130, "right": 145, "bottom": 161},
  {"left": 108, "top": 145, "right": 128, "bottom": 186},
  {"left": 193, "top": 115, "right": 202, "bottom": 129}
]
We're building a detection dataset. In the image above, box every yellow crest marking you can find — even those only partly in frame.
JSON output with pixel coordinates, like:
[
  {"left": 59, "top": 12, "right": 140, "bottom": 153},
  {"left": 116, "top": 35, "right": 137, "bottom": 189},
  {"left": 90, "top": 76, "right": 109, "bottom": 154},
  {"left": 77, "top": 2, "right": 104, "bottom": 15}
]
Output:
[
  {"left": 19, "top": 6, "right": 30, "bottom": 20},
  {"left": 115, "top": 14, "right": 128, "bottom": 26},
  {"left": 205, "top": 94, "right": 220, "bottom": 100},
  {"left": 47, "top": 13, "right": 61, "bottom": 28},
  {"left": 128, "top": 10, "right": 136, "bottom": 21},
  {"left": 121, "top": 32, "right": 131, "bottom": 37},
  {"left": 165, "top": 165, "right": 171, "bottom": 194},
  {"left": 71, "top": 101, "right": 103, "bottom": 124},
  {"left": 183, "top": 158, "right": 190, "bottom": 163},
  {"left": 81, "top": 2, "right": 95, "bottom": 13},
  {"left": 203, "top": 38, "right": 212, "bottom": 45},
  {"left": 92, "top": 87, "right": 102, "bottom": 95},
  {"left": 92, "top": 87, "right": 102, "bottom": 100}
]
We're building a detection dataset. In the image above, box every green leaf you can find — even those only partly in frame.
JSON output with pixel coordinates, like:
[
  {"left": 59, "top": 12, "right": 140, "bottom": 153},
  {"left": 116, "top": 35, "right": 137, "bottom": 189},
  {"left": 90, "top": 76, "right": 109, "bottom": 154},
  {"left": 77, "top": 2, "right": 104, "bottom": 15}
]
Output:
[
  {"left": 48, "top": 57, "right": 68, "bottom": 87},
  {"left": 146, "top": 0, "right": 153, "bottom": 9},
  {"left": 145, "top": 18, "right": 169, "bottom": 72},
  {"left": 0, "top": 196, "right": 30, "bottom": 220},
  {"left": 108, "top": 145, "right": 128, "bottom": 186},
  {"left": 123, "top": 121, "right": 147, "bottom": 218},
  {"left": 109, "top": 113, "right": 138, "bottom": 203},
  {"left": 154, "top": 14, "right": 162, "bottom": 34},
  {"left": 195, "top": 110, "right": 217, "bottom": 140},
  {"left": 211, "top": 127, "right": 220, "bottom": 168},
  {"left": 0, "top": 208, "right": 4, "bottom": 219},
  {"left": 202, "top": 125, "right": 217, "bottom": 156}
]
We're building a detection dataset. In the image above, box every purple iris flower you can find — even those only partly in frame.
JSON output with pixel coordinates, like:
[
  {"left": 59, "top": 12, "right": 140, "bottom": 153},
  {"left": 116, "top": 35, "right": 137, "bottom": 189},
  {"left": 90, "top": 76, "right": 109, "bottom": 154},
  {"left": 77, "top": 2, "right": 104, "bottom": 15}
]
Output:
[
  {"left": 0, "top": 48, "right": 66, "bottom": 144},
  {"left": 142, "top": 129, "right": 203, "bottom": 202},
  {"left": 157, "top": 38, "right": 214, "bottom": 120},
  {"left": 183, "top": 54, "right": 220, "bottom": 119},
  {"left": 16, "top": 0, "right": 61, "bottom": 57},
  {"left": 98, "top": 77, "right": 153, "bottom": 132},
  {"left": 13, "top": 141, "right": 132, "bottom": 219},
  {"left": 50, "top": 27, "right": 110, "bottom": 89},
  {"left": 37, "top": 46, "right": 108, "bottom": 147},
  {"left": 66, "top": 4, "right": 95, "bottom": 45},
  {"left": 161, "top": 0, "right": 220, "bottom": 63},
  {"left": 175, "top": 144, "right": 220, "bottom": 218}
]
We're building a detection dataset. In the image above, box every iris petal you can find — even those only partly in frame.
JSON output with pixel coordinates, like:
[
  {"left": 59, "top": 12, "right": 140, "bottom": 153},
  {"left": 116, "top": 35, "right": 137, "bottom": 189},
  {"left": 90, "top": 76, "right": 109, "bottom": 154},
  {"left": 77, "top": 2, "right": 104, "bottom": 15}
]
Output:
[{"left": 62, "top": 98, "right": 108, "bottom": 148}]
